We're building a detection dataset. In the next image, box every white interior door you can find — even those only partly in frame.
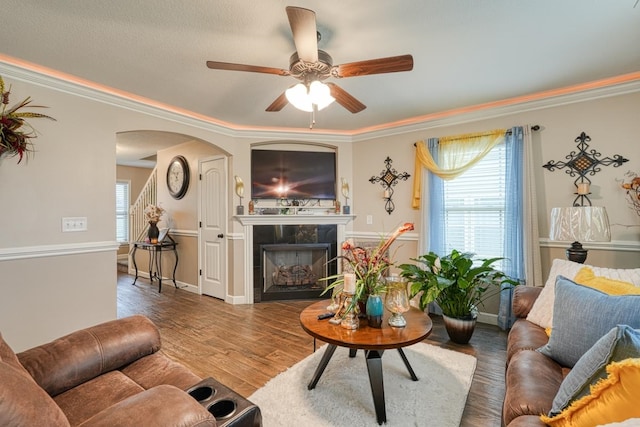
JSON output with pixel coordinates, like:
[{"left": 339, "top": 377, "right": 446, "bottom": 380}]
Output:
[{"left": 199, "top": 156, "right": 227, "bottom": 299}]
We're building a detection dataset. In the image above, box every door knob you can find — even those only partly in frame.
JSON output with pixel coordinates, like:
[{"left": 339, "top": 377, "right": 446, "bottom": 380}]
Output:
[{"left": 217, "top": 233, "right": 224, "bottom": 238}]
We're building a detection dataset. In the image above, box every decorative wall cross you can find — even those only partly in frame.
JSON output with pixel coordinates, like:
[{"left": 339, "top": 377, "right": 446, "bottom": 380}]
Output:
[
  {"left": 542, "top": 132, "right": 628, "bottom": 206},
  {"left": 369, "top": 156, "right": 411, "bottom": 214}
]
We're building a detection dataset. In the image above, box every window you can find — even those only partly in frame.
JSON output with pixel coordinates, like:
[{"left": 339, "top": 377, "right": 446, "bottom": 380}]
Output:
[
  {"left": 116, "top": 181, "right": 130, "bottom": 243},
  {"left": 441, "top": 143, "right": 506, "bottom": 267}
]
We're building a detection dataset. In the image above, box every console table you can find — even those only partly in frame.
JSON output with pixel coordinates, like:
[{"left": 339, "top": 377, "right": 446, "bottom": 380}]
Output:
[{"left": 131, "top": 236, "right": 179, "bottom": 293}]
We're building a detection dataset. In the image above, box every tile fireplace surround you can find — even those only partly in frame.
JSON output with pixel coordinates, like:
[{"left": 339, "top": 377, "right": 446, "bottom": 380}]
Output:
[{"left": 235, "top": 214, "right": 355, "bottom": 303}]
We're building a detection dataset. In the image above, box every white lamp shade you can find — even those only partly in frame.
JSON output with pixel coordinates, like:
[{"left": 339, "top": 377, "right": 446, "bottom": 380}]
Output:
[
  {"left": 285, "top": 81, "right": 335, "bottom": 112},
  {"left": 549, "top": 206, "right": 611, "bottom": 242}
]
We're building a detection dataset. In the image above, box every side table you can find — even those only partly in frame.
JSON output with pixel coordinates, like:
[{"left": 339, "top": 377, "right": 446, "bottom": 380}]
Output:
[{"left": 131, "top": 236, "right": 179, "bottom": 293}]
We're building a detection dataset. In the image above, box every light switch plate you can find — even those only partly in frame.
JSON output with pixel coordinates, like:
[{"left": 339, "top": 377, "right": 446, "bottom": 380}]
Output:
[{"left": 62, "top": 217, "right": 87, "bottom": 232}]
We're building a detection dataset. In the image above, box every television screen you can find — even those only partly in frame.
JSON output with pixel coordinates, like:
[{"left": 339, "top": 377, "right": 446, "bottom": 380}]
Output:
[{"left": 251, "top": 150, "right": 336, "bottom": 200}]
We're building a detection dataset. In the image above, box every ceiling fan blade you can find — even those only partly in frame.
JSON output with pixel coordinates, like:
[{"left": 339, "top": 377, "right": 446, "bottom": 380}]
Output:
[
  {"left": 206, "top": 61, "right": 290, "bottom": 76},
  {"left": 334, "top": 54, "right": 414, "bottom": 78},
  {"left": 265, "top": 92, "right": 289, "bottom": 112},
  {"left": 286, "top": 6, "right": 318, "bottom": 63},
  {"left": 326, "top": 83, "right": 366, "bottom": 114}
]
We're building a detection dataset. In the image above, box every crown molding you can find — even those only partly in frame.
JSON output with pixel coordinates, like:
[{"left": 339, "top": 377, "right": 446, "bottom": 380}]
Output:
[{"left": 2, "top": 56, "right": 639, "bottom": 142}]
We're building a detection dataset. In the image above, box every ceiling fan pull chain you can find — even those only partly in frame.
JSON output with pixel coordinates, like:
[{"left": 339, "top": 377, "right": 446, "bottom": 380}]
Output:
[{"left": 309, "top": 107, "right": 316, "bottom": 129}]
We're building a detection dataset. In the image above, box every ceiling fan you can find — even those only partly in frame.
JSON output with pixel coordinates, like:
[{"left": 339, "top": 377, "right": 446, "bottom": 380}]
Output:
[{"left": 206, "top": 6, "right": 414, "bottom": 114}]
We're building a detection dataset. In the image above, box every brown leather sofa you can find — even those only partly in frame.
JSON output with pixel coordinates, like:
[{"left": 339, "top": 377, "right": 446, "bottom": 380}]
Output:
[
  {"left": 503, "top": 286, "right": 569, "bottom": 427},
  {"left": 0, "top": 315, "right": 261, "bottom": 427}
]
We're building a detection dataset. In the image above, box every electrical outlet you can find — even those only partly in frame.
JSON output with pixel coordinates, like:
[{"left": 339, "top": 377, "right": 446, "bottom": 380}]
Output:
[
  {"left": 62, "top": 217, "right": 88, "bottom": 232},
  {"left": 366, "top": 215, "right": 373, "bottom": 225}
]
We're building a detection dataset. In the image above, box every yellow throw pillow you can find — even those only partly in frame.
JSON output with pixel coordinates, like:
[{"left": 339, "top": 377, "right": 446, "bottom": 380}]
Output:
[
  {"left": 541, "top": 358, "right": 640, "bottom": 427},
  {"left": 574, "top": 267, "right": 640, "bottom": 296}
]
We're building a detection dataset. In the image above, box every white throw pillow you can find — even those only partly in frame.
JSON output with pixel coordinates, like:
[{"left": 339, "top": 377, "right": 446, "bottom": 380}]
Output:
[{"left": 526, "top": 259, "right": 640, "bottom": 329}]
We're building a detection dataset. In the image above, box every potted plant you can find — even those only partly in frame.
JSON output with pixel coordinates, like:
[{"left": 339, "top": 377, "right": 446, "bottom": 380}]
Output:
[
  {"left": 399, "top": 249, "right": 517, "bottom": 344},
  {"left": 322, "top": 223, "right": 414, "bottom": 326}
]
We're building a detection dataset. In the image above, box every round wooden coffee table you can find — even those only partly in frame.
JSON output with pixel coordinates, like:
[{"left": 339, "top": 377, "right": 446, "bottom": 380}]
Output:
[{"left": 299, "top": 299, "right": 433, "bottom": 425}]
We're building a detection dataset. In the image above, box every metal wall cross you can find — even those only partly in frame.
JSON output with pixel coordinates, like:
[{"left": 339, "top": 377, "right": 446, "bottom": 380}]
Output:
[
  {"left": 542, "top": 132, "right": 628, "bottom": 206},
  {"left": 369, "top": 156, "right": 411, "bottom": 214}
]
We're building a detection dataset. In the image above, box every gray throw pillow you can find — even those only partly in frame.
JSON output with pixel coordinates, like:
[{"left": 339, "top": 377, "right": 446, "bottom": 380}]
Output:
[
  {"left": 548, "top": 325, "right": 640, "bottom": 416},
  {"left": 537, "top": 276, "right": 640, "bottom": 367}
]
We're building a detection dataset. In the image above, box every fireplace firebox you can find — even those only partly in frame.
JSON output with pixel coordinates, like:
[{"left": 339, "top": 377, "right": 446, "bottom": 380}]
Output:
[{"left": 253, "top": 224, "right": 337, "bottom": 301}]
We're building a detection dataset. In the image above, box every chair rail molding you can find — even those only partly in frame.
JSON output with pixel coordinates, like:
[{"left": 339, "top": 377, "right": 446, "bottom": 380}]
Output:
[{"left": 0, "top": 241, "right": 119, "bottom": 261}]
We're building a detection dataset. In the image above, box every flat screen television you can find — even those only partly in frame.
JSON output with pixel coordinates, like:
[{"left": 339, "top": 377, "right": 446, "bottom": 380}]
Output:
[{"left": 251, "top": 149, "right": 336, "bottom": 200}]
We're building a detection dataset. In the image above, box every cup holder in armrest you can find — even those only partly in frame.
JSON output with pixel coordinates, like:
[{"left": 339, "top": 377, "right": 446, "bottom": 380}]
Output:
[
  {"left": 207, "top": 398, "right": 237, "bottom": 420},
  {"left": 188, "top": 385, "right": 216, "bottom": 402},
  {"left": 185, "top": 377, "right": 262, "bottom": 427}
]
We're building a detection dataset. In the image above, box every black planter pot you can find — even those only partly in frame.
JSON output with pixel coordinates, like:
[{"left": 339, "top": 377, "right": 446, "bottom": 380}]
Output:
[{"left": 442, "top": 311, "right": 477, "bottom": 344}]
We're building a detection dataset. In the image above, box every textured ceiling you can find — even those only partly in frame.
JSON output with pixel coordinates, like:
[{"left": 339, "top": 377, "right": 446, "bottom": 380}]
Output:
[{"left": 2, "top": 1, "right": 639, "bottom": 163}]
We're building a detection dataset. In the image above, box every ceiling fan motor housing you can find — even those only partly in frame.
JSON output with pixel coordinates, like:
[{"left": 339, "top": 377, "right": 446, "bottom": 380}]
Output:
[{"left": 289, "top": 50, "right": 333, "bottom": 82}]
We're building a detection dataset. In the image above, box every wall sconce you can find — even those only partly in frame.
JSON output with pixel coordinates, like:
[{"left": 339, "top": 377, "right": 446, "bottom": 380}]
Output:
[
  {"left": 369, "top": 156, "right": 410, "bottom": 215},
  {"left": 341, "top": 178, "right": 351, "bottom": 214},
  {"left": 542, "top": 132, "right": 628, "bottom": 206},
  {"left": 234, "top": 176, "right": 244, "bottom": 215}
]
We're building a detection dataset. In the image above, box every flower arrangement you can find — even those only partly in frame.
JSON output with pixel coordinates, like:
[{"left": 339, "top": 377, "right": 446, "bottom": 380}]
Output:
[
  {"left": 322, "top": 222, "right": 414, "bottom": 312},
  {"left": 619, "top": 171, "right": 640, "bottom": 217},
  {"left": 0, "top": 75, "right": 55, "bottom": 164},
  {"left": 144, "top": 204, "right": 165, "bottom": 223}
]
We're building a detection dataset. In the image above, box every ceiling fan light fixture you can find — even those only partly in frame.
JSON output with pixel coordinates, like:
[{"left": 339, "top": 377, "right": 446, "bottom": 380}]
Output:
[
  {"left": 309, "top": 80, "right": 335, "bottom": 110},
  {"left": 285, "top": 81, "right": 335, "bottom": 112}
]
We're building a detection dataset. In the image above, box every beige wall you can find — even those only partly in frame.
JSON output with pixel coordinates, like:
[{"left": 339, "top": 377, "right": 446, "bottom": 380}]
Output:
[
  {"left": 1, "top": 65, "right": 638, "bottom": 350},
  {"left": 351, "top": 92, "right": 640, "bottom": 319}
]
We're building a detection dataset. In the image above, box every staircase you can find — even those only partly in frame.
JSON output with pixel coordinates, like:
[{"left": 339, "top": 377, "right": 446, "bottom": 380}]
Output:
[{"left": 126, "top": 168, "right": 158, "bottom": 270}]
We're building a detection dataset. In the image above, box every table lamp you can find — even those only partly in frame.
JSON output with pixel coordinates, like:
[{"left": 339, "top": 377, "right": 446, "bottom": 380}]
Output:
[{"left": 549, "top": 206, "right": 610, "bottom": 263}]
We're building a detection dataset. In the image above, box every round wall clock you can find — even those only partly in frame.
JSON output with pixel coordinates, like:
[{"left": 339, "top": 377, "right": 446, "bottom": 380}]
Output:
[{"left": 166, "top": 155, "right": 190, "bottom": 199}]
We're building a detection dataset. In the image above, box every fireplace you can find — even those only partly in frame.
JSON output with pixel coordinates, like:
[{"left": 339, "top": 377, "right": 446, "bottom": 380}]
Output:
[
  {"left": 262, "top": 244, "right": 330, "bottom": 294},
  {"left": 253, "top": 224, "right": 337, "bottom": 301}
]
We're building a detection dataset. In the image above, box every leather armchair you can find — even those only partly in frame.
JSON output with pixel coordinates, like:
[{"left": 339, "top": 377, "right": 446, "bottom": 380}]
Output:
[{"left": 0, "top": 315, "right": 259, "bottom": 426}]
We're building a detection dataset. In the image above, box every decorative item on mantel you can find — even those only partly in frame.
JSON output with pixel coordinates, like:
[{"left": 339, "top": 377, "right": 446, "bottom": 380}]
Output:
[
  {"left": 542, "top": 131, "right": 628, "bottom": 206},
  {"left": 322, "top": 222, "right": 415, "bottom": 329},
  {"left": 144, "top": 204, "right": 165, "bottom": 244},
  {"left": 0, "top": 75, "right": 56, "bottom": 164},
  {"left": 369, "top": 156, "right": 411, "bottom": 214}
]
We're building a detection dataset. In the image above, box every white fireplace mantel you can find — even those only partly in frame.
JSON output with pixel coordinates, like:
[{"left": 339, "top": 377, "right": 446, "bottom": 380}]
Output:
[
  {"left": 235, "top": 214, "right": 355, "bottom": 304},
  {"left": 235, "top": 214, "right": 355, "bottom": 226}
]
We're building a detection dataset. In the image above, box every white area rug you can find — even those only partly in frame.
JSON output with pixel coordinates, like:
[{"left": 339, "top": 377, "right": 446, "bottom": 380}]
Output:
[{"left": 248, "top": 343, "right": 477, "bottom": 426}]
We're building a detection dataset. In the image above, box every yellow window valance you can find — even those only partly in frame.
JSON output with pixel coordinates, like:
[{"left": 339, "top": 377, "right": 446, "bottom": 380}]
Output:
[{"left": 412, "top": 129, "right": 506, "bottom": 209}]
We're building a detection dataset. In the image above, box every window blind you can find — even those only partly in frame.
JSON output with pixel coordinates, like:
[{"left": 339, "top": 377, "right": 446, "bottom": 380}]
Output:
[
  {"left": 442, "top": 143, "right": 506, "bottom": 267},
  {"left": 116, "top": 181, "right": 130, "bottom": 243}
]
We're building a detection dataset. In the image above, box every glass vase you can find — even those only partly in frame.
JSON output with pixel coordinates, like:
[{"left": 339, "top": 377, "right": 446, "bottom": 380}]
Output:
[
  {"left": 366, "top": 294, "right": 384, "bottom": 328},
  {"left": 384, "top": 275, "right": 410, "bottom": 327}
]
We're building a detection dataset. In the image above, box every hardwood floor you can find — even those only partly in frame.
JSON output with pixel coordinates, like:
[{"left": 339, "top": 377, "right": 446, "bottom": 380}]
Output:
[{"left": 117, "top": 272, "right": 507, "bottom": 426}]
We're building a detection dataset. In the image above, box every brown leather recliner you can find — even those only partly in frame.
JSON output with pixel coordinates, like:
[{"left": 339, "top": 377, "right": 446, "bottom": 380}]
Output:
[
  {"left": 0, "top": 315, "right": 261, "bottom": 427},
  {"left": 502, "top": 286, "right": 569, "bottom": 427}
]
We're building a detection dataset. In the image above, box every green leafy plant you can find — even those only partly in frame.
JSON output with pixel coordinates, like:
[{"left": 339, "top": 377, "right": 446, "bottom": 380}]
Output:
[
  {"left": 0, "top": 75, "right": 55, "bottom": 163},
  {"left": 399, "top": 249, "right": 518, "bottom": 319}
]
